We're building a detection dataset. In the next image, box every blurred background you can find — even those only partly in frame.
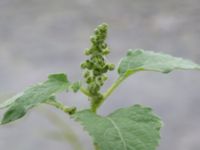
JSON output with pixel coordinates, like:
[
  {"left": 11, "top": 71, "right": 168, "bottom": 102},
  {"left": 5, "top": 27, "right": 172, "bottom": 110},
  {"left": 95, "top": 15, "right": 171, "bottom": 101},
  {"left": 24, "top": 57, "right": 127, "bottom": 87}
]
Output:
[{"left": 0, "top": 0, "right": 200, "bottom": 150}]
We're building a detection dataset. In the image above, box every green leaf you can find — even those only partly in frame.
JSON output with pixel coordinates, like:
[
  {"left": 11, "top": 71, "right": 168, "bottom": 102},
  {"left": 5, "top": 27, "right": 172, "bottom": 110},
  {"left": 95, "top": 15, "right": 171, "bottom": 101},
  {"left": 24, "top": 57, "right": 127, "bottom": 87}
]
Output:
[
  {"left": 0, "top": 73, "right": 70, "bottom": 124},
  {"left": 73, "top": 105, "right": 162, "bottom": 150},
  {"left": 0, "top": 92, "right": 24, "bottom": 109},
  {"left": 69, "top": 81, "right": 81, "bottom": 93},
  {"left": 118, "top": 49, "right": 200, "bottom": 76}
]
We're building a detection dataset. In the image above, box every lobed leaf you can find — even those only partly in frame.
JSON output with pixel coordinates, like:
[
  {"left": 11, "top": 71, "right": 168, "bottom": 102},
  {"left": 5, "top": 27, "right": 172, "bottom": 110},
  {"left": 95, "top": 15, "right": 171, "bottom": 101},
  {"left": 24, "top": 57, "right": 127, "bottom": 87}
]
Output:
[
  {"left": 0, "top": 73, "right": 70, "bottom": 124},
  {"left": 73, "top": 105, "right": 162, "bottom": 150},
  {"left": 118, "top": 49, "right": 200, "bottom": 76}
]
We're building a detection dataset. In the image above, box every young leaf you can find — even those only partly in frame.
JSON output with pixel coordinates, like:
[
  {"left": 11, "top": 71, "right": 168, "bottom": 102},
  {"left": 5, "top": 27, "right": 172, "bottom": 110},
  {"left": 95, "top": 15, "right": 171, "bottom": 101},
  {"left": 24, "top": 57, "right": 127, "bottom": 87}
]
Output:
[
  {"left": 73, "top": 105, "right": 162, "bottom": 150},
  {"left": 0, "top": 73, "right": 70, "bottom": 124},
  {"left": 118, "top": 49, "right": 200, "bottom": 76},
  {"left": 69, "top": 81, "right": 81, "bottom": 93}
]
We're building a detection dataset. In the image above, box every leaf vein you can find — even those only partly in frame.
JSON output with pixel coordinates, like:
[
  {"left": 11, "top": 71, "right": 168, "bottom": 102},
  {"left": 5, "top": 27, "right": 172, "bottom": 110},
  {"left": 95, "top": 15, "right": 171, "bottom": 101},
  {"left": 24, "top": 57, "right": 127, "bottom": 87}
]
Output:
[{"left": 107, "top": 117, "right": 127, "bottom": 150}]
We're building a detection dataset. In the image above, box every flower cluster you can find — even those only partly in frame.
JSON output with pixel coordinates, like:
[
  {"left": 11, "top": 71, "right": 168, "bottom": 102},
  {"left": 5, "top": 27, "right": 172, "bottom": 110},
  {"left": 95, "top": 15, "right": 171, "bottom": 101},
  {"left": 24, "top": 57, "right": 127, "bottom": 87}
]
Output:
[{"left": 81, "top": 23, "right": 115, "bottom": 101}]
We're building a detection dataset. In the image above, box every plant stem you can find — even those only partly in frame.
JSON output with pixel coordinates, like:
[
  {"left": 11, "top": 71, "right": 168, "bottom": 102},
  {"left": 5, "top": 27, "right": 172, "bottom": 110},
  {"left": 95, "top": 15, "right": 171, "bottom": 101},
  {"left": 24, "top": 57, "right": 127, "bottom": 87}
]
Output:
[
  {"left": 45, "top": 100, "right": 76, "bottom": 115},
  {"left": 103, "top": 76, "right": 127, "bottom": 100},
  {"left": 92, "top": 74, "right": 130, "bottom": 112},
  {"left": 80, "top": 87, "right": 91, "bottom": 97}
]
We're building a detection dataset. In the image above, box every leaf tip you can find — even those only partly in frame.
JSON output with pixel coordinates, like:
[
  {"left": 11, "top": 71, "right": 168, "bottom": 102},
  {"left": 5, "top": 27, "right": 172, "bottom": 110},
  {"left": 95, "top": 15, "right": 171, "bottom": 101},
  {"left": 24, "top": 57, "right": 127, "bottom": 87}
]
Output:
[
  {"left": 127, "top": 49, "right": 144, "bottom": 56},
  {"left": 48, "top": 73, "right": 68, "bottom": 82}
]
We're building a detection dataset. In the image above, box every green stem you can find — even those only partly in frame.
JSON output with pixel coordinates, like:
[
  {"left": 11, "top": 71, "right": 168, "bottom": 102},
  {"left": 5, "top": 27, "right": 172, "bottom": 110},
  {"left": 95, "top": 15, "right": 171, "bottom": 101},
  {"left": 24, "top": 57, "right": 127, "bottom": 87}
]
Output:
[
  {"left": 92, "top": 74, "right": 130, "bottom": 112},
  {"left": 45, "top": 100, "right": 76, "bottom": 115},
  {"left": 80, "top": 87, "right": 91, "bottom": 97},
  {"left": 103, "top": 75, "right": 127, "bottom": 100}
]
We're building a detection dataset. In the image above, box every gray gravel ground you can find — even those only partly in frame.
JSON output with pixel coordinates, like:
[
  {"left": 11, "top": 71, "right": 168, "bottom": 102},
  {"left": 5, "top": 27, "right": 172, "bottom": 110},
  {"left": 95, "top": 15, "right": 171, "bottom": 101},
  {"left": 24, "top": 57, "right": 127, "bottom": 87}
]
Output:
[{"left": 0, "top": 0, "right": 200, "bottom": 150}]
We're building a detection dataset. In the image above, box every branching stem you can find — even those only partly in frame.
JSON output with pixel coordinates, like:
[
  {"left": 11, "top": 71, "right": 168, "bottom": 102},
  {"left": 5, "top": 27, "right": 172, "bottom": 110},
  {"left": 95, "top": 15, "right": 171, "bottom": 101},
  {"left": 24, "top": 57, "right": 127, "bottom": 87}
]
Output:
[{"left": 92, "top": 73, "right": 132, "bottom": 112}]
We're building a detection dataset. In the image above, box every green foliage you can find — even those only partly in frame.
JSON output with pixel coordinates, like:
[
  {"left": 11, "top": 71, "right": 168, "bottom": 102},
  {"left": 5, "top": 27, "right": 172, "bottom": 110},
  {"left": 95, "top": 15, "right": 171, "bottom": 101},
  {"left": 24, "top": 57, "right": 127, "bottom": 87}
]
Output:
[
  {"left": 0, "top": 23, "right": 200, "bottom": 150},
  {"left": 0, "top": 74, "right": 72, "bottom": 124},
  {"left": 73, "top": 105, "right": 162, "bottom": 150},
  {"left": 118, "top": 49, "right": 200, "bottom": 76}
]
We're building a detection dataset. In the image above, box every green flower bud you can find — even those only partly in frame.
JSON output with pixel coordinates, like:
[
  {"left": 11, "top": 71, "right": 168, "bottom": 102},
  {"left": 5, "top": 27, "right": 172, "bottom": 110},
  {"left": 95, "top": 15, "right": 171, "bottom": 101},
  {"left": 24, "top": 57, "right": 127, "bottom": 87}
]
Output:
[
  {"left": 85, "top": 60, "right": 93, "bottom": 70},
  {"left": 102, "top": 64, "right": 109, "bottom": 73},
  {"left": 98, "top": 80, "right": 104, "bottom": 86},
  {"left": 96, "top": 76, "right": 103, "bottom": 82},
  {"left": 95, "top": 85, "right": 100, "bottom": 91},
  {"left": 102, "top": 48, "right": 110, "bottom": 55},
  {"left": 97, "top": 39, "right": 104, "bottom": 44},
  {"left": 90, "top": 36, "right": 96, "bottom": 44},
  {"left": 84, "top": 48, "right": 91, "bottom": 55},
  {"left": 86, "top": 77, "right": 92, "bottom": 84},
  {"left": 93, "top": 69, "right": 101, "bottom": 76},
  {"left": 102, "top": 75, "right": 108, "bottom": 81},
  {"left": 94, "top": 29, "right": 100, "bottom": 35},
  {"left": 91, "top": 55, "right": 98, "bottom": 61},
  {"left": 81, "top": 62, "right": 87, "bottom": 69},
  {"left": 90, "top": 46, "right": 96, "bottom": 53},
  {"left": 96, "top": 35, "right": 101, "bottom": 40},
  {"left": 99, "top": 23, "right": 108, "bottom": 32},
  {"left": 83, "top": 71, "right": 90, "bottom": 78},
  {"left": 95, "top": 57, "right": 104, "bottom": 65},
  {"left": 108, "top": 64, "right": 115, "bottom": 71},
  {"left": 81, "top": 23, "right": 114, "bottom": 100},
  {"left": 101, "top": 43, "right": 107, "bottom": 49},
  {"left": 88, "top": 83, "right": 100, "bottom": 94}
]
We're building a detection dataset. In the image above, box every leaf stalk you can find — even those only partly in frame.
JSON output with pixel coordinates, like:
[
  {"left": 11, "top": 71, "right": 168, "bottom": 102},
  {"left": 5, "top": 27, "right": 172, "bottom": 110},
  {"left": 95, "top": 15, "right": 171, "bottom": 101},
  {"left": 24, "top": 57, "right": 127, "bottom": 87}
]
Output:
[
  {"left": 92, "top": 73, "right": 132, "bottom": 112},
  {"left": 45, "top": 100, "right": 76, "bottom": 115}
]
